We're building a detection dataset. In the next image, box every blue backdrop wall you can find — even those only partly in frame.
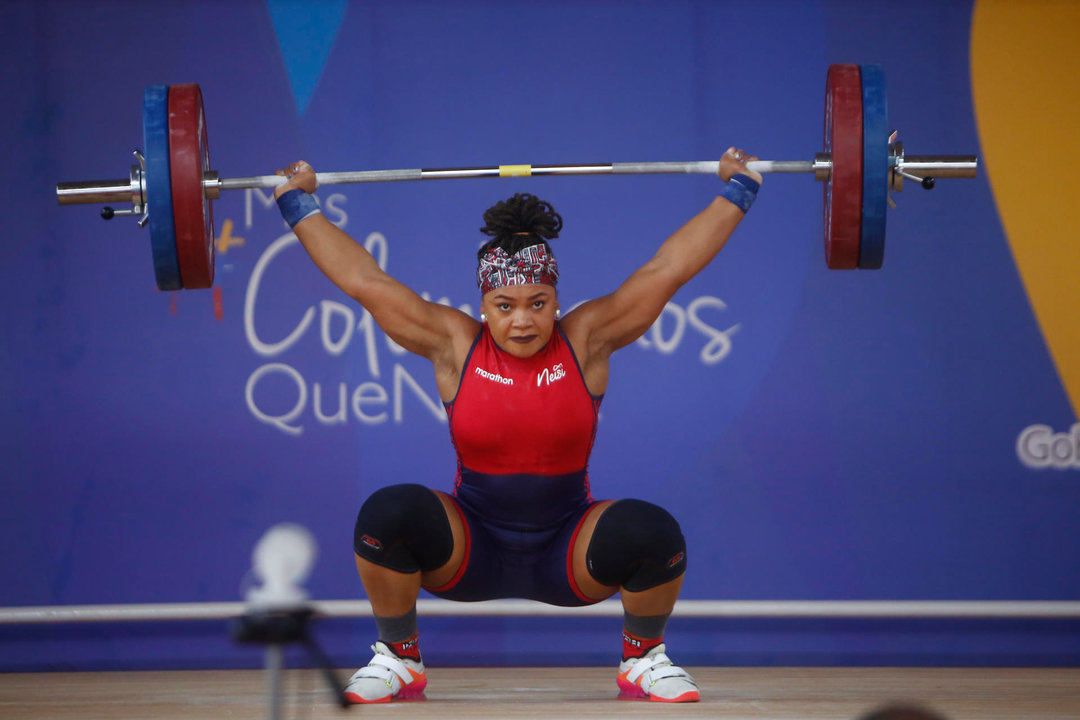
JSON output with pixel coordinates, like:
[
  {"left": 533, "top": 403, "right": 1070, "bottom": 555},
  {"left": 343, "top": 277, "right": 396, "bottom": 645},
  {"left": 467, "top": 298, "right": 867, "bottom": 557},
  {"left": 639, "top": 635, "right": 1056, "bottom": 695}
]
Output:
[{"left": 2, "top": 0, "right": 1078, "bottom": 671}]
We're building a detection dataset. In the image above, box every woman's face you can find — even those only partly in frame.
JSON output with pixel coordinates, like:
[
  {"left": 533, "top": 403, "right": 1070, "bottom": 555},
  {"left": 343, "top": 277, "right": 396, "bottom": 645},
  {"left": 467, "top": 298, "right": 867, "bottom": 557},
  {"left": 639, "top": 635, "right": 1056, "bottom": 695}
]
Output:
[{"left": 480, "top": 284, "right": 559, "bottom": 358}]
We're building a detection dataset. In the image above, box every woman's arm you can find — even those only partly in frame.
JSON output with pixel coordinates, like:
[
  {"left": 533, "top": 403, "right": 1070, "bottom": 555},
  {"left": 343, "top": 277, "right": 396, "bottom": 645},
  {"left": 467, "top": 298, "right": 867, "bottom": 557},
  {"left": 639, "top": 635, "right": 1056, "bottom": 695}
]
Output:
[
  {"left": 563, "top": 148, "right": 762, "bottom": 364},
  {"left": 274, "top": 162, "right": 479, "bottom": 364}
]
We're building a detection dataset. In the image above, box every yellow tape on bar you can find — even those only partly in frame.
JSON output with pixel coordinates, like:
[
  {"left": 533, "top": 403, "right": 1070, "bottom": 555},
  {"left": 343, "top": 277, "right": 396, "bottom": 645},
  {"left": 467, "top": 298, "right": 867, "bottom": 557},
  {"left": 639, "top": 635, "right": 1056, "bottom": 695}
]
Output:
[{"left": 499, "top": 165, "right": 532, "bottom": 177}]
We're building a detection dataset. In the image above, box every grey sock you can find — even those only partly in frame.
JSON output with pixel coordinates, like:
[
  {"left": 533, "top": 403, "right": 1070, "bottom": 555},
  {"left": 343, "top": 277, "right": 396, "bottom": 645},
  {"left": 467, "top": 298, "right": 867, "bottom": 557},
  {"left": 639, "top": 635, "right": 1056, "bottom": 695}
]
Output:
[
  {"left": 374, "top": 606, "right": 418, "bottom": 643},
  {"left": 623, "top": 610, "right": 671, "bottom": 640}
]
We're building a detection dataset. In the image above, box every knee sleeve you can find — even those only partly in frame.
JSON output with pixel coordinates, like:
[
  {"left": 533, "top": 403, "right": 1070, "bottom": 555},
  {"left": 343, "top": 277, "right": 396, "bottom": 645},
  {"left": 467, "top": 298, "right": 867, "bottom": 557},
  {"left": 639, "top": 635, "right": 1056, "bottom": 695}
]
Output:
[
  {"left": 353, "top": 483, "right": 454, "bottom": 573},
  {"left": 585, "top": 499, "right": 687, "bottom": 592}
]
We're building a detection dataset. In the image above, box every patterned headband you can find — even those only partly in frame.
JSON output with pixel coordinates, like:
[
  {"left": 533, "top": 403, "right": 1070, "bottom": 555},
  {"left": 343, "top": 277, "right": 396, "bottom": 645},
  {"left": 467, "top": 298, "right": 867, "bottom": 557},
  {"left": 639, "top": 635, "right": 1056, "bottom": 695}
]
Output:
[{"left": 476, "top": 243, "right": 559, "bottom": 294}]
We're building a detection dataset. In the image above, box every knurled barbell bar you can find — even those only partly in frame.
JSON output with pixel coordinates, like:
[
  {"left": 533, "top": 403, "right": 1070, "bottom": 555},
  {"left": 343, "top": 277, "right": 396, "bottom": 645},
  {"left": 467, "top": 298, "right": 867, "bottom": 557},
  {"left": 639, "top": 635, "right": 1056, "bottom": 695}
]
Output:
[{"left": 55, "top": 64, "right": 978, "bottom": 291}]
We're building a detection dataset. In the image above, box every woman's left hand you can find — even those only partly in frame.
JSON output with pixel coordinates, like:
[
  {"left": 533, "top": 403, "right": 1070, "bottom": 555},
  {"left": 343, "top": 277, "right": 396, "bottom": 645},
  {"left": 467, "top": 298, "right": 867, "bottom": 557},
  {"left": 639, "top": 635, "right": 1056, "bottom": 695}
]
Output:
[{"left": 718, "top": 147, "right": 762, "bottom": 184}]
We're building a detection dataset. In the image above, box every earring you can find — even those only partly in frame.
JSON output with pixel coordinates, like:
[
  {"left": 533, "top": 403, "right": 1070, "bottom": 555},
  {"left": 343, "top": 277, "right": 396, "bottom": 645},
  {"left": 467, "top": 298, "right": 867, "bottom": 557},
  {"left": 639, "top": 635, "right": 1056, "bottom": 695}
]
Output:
[
  {"left": 480, "top": 313, "right": 487, "bottom": 323},
  {"left": 554, "top": 308, "right": 561, "bottom": 320}
]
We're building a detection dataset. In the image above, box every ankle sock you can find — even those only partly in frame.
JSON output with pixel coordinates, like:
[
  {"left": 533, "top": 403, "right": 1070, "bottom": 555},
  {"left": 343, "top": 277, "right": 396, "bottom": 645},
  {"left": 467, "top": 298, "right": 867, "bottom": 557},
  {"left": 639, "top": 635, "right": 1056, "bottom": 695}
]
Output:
[
  {"left": 622, "top": 611, "right": 671, "bottom": 660},
  {"left": 374, "top": 607, "right": 421, "bottom": 661},
  {"left": 384, "top": 632, "right": 421, "bottom": 662},
  {"left": 622, "top": 629, "right": 663, "bottom": 660}
]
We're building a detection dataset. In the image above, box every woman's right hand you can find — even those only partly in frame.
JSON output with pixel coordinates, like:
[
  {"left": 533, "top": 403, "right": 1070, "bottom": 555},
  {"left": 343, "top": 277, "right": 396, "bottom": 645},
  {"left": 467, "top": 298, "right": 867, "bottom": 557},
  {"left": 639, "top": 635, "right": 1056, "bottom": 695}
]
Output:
[{"left": 274, "top": 160, "right": 318, "bottom": 199}]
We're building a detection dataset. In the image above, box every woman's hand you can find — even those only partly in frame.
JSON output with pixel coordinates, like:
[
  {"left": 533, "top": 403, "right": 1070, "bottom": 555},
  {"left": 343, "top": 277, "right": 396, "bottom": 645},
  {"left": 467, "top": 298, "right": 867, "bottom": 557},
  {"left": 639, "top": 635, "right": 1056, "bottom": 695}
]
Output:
[
  {"left": 274, "top": 160, "right": 319, "bottom": 199},
  {"left": 718, "top": 146, "right": 763, "bottom": 184}
]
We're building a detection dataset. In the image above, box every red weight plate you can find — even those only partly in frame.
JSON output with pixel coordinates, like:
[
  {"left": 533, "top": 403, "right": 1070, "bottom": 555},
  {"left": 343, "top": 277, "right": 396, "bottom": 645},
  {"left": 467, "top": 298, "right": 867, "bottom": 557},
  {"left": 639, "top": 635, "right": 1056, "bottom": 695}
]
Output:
[
  {"left": 823, "top": 64, "right": 863, "bottom": 270},
  {"left": 168, "top": 84, "right": 216, "bottom": 289}
]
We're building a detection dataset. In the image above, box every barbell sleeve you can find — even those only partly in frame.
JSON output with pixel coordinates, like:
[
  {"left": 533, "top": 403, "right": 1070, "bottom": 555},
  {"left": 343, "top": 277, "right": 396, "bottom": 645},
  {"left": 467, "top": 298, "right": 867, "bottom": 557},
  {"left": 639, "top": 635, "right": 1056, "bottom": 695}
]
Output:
[{"left": 898, "top": 155, "right": 978, "bottom": 178}]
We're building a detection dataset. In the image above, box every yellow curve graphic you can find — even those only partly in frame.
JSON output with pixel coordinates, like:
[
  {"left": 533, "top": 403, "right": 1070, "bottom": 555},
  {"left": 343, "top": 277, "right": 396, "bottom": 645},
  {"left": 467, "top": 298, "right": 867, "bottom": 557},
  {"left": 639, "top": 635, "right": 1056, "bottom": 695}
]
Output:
[{"left": 971, "top": 0, "right": 1080, "bottom": 420}]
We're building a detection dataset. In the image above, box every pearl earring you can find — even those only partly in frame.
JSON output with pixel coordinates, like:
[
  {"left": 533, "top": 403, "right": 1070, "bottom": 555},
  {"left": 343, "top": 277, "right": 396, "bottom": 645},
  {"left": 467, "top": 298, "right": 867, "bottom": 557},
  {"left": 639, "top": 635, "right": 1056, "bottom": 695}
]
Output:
[
  {"left": 554, "top": 308, "right": 561, "bottom": 320},
  {"left": 480, "top": 313, "right": 487, "bottom": 323}
]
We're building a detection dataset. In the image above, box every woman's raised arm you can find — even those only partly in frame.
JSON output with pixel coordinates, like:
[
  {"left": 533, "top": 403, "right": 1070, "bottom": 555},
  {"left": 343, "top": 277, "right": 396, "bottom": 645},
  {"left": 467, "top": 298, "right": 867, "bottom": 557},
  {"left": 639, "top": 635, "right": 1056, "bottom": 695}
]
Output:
[
  {"left": 563, "top": 147, "right": 762, "bottom": 366},
  {"left": 274, "top": 161, "right": 478, "bottom": 364}
]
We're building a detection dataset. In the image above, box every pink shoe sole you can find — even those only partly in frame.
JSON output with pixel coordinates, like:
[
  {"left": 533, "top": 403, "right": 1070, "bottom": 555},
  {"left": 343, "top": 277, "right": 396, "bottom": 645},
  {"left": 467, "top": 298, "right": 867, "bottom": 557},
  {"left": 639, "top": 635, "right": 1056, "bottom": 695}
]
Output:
[{"left": 617, "top": 677, "right": 700, "bottom": 703}]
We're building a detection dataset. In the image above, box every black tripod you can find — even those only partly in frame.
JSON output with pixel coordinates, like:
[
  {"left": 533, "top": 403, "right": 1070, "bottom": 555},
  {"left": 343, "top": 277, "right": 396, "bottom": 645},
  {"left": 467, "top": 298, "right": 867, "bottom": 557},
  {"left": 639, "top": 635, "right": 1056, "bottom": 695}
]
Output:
[{"left": 233, "top": 607, "right": 349, "bottom": 719}]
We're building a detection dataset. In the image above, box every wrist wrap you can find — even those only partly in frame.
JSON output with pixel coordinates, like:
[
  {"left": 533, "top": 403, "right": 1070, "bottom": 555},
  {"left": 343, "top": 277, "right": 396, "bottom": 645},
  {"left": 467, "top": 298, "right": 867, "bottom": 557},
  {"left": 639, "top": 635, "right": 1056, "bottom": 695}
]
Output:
[
  {"left": 277, "top": 188, "right": 322, "bottom": 228},
  {"left": 719, "top": 173, "right": 760, "bottom": 213}
]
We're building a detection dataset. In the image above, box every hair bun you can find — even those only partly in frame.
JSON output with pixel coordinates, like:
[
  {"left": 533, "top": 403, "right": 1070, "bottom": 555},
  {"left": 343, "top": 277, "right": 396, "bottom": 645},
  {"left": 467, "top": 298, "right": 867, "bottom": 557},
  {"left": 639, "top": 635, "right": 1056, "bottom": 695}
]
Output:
[{"left": 479, "top": 193, "right": 563, "bottom": 242}]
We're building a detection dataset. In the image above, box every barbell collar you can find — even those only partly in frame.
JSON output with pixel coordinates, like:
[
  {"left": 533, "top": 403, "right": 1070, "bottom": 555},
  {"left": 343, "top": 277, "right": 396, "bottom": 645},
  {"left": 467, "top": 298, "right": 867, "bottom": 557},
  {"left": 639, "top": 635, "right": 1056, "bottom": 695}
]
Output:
[
  {"left": 890, "top": 141, "right": 906, "bottom": 192},
  {"left": 813, "top": 152, "right": 831, "bottom": 181},
  {"left": 203, "top": 170, "right": 221, "bottom": 200}
]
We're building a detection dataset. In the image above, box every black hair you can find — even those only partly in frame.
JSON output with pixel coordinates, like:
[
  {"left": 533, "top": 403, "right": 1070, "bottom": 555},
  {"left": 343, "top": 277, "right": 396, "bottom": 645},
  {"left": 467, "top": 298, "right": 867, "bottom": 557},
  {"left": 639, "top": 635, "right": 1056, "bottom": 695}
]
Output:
[{"left": 477, "top": 193, "right": 563, "bottom": 260}]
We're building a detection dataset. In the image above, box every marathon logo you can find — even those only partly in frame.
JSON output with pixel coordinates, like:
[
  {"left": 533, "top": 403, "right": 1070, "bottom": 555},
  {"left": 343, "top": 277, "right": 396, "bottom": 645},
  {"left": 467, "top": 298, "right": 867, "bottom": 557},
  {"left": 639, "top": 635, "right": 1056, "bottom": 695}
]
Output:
[{"left": 475, "top": 367, "right": 514, "bottom": 385}]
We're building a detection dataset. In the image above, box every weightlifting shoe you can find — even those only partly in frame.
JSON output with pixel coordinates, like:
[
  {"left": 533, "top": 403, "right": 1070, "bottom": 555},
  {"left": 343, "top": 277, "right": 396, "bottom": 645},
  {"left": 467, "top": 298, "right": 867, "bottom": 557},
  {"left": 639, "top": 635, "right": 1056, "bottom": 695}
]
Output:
[
  {"left": 617, "top": 643, "right": 700, "bottom": 702},
  {"left": 344, "top": 641, "right": 427, "bottom": 703}
]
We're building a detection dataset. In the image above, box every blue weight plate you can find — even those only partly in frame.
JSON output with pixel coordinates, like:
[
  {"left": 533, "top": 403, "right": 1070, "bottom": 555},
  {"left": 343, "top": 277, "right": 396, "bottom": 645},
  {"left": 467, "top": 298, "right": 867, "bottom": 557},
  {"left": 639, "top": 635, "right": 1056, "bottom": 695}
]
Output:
[
  {"left": 858, "top": 64, "right": 888, "bottom": 269},
  {"left": 143, "top": 85, "right": 182, "bottom": 290}
]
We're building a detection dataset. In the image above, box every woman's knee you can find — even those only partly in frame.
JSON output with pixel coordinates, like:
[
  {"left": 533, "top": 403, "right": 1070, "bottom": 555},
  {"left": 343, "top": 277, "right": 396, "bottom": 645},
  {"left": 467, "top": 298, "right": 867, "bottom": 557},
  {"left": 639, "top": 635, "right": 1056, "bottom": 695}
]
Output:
[
  {"left": 584, "top": 499, "right": 687, "bottom": 592},
  {"left": 354, "top": 483, "right": 455, "bottom": 573}
]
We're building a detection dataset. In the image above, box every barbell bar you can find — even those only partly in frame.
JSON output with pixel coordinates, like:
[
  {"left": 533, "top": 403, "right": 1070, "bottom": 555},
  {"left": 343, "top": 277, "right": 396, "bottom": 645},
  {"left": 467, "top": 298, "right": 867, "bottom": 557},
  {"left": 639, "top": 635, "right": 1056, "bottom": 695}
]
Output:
[
  {"left": 55, "top": 65, "right": 978, "bottom": 290},
  {"left": 57, "top": 155, "right": 976, "bottom": 203}
]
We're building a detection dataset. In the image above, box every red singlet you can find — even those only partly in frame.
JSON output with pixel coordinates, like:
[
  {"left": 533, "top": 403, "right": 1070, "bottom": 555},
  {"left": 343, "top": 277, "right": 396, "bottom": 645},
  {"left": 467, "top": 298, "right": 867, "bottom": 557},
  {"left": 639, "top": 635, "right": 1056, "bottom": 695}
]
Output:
[{"left": 445, "top": 324, "right": 602, "bottom": 519}]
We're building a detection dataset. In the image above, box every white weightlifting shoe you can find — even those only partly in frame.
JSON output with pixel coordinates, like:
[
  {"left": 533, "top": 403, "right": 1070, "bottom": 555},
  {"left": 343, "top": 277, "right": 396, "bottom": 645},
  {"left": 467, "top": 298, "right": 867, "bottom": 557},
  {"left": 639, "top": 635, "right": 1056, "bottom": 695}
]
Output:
[
  {"left": 616, "top": 643, "right": 700, "bottom": 702},
  {"left": 343, "top": 641, "right": 427, "bottom": 704}
]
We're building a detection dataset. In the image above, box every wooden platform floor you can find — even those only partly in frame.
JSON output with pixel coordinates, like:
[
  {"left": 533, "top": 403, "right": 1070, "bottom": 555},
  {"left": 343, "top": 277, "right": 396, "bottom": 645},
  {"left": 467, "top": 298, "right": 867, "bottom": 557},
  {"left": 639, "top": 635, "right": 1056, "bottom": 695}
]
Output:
[{"left": 1, "top": 667, "right": 1078, "bottom": 720}]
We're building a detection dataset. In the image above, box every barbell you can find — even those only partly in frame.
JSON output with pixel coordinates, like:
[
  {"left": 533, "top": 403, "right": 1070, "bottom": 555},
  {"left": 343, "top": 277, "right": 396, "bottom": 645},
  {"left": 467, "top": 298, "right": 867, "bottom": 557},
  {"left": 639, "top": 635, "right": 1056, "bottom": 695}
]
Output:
[{"left": 55, "top": 64, "right": 978, "bottom": 291}]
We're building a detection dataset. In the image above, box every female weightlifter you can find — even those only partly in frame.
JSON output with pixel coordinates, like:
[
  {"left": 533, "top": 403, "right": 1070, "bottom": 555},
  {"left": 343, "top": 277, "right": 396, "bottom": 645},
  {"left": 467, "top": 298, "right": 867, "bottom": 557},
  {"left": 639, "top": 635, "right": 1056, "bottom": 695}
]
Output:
[{"left": 273, "top": 148, "right": 762, "bottom": 703}]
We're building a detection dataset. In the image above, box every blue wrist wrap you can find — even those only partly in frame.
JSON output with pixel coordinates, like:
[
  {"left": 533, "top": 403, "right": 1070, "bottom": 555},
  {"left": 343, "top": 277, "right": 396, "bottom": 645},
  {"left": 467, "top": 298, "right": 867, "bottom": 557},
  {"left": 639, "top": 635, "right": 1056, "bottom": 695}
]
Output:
[
  {"left": 277, "top": 189, "right": 322, "bottom": 228},
  {"left": 719, "top": 173, "right": 760, "bottom": 213}
]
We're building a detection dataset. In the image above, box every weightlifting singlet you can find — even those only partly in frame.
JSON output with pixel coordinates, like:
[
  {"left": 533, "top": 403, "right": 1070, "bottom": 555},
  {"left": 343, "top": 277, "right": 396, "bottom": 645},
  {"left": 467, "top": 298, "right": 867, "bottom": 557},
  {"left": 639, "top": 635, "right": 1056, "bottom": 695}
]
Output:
[{"left": 433, "top": 323, "right": 604, "bottom": 605}]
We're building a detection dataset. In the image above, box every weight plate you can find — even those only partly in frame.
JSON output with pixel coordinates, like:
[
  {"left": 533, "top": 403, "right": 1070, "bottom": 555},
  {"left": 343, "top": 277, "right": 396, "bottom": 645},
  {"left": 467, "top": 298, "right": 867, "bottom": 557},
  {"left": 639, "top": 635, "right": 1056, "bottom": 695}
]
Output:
[
  {"left": 858, "top": 64, "right": 888, "bottom": 269},
  {"left": 823, "top": 64, "right": 863, "bottom": 270},
  {"left": 168, "top": 84, "right": 216, "bottom": 289},
  {"left": 143, "top": 85, "right": 182, "bottom": 290}
]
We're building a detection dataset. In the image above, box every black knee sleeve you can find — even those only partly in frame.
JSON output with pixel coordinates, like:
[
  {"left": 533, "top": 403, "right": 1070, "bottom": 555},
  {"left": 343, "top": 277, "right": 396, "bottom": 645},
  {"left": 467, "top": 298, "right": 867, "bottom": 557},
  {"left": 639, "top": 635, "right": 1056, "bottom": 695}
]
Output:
[
  {"left": 353, "top": 483, "right": 454, "bottom": 573},
  {"left": 585, "top": 499, "right": 687, "bottom": 592}
]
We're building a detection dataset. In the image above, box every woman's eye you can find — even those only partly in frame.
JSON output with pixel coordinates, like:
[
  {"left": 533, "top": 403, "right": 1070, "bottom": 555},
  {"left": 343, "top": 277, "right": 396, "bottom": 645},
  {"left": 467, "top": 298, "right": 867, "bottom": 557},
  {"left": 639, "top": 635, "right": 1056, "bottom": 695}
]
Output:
[
  {"left": 498, "top": 303, "right": 510, "bottom": 312},
  {"left": 533, "top": 301, "right": 545, "bottom": 309}
]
